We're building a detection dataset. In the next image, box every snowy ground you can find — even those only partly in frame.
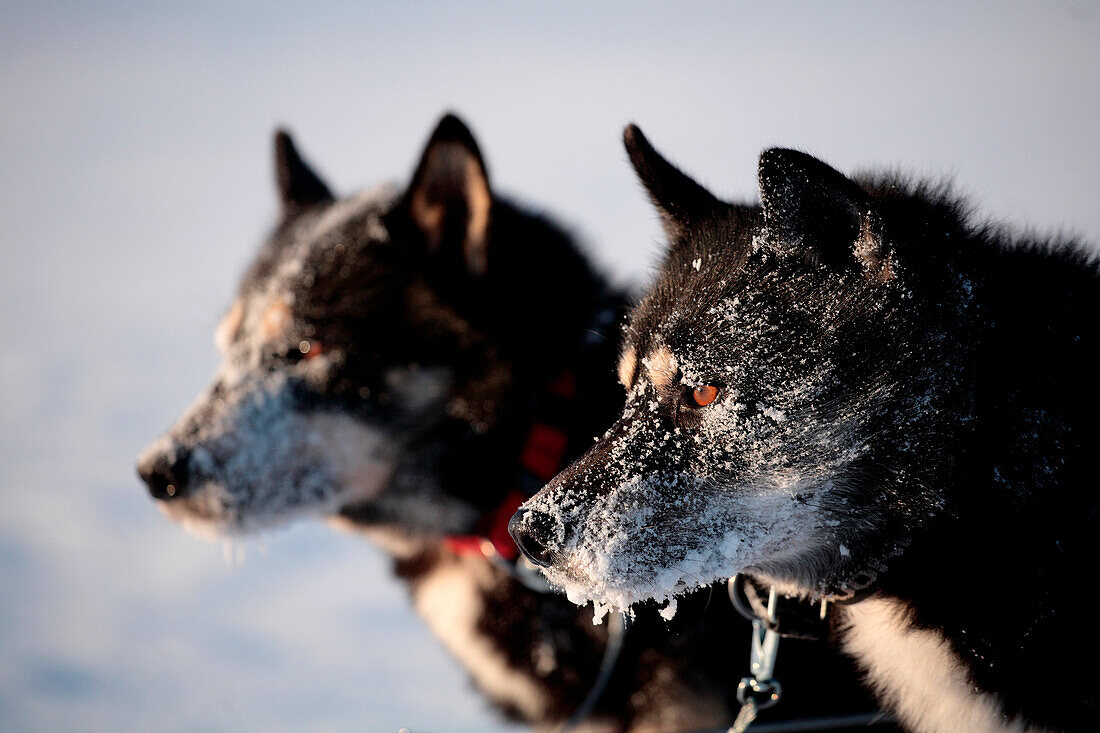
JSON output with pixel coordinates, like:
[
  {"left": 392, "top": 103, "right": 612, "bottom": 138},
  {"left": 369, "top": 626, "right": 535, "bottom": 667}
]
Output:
[{"left": 0, "top": 2, "right": 1097, "bottom": 731}]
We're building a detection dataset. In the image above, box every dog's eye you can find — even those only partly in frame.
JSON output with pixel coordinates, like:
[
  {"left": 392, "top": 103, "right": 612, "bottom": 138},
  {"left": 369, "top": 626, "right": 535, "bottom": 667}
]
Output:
[
  {"left": 688, "top": 385, "right": 720, "bottom": 408},
  {"left": 297, "top": 340, "right": 324, "bottom": 360}
]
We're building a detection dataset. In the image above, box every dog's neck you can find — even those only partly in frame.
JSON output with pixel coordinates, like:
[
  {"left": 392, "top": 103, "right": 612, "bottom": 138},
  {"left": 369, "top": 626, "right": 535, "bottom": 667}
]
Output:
[
  {"left": 841, "top": 245, "right": 1098, "bottom": 732},
  {"left": 848, "top": 496, "right": 1082, "bottom": 731},
  {"left": 330, "top": 283, "right": 629, "bottom": 722}
]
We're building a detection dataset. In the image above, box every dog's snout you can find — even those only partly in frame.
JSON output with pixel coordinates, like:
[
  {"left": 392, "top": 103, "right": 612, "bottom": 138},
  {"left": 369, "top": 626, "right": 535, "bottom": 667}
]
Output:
[
  {"left": 508, "top": 508, "right": 563, "bottom": 568},
  {"left": 137, "top": 447, "right": 190, "bottom": 501}
]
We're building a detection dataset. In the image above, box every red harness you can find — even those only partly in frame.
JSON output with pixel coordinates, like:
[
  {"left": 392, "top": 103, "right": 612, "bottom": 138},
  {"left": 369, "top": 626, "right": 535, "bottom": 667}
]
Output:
[{"left": 443, "top": 371, "right": 576, "bottom": 560}]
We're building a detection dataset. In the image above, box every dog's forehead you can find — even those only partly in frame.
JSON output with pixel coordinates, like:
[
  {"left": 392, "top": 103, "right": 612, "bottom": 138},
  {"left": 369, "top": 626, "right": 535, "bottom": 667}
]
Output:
[
  {"left": 619, "top": 268, "right": 827, "bottom": 398},
  {"left": 619, "top": 307, "right": 712, "bottom": 391},
  {"left": 311, "top": 185, "right": 396, "bottom": 247},
  {"left": 622, "top": 282, "right": 747, "bottom": 377},
  {"left": 252, "top": 184, "right": 398, "bottom": 289},
  {"left": 218, "top": 185, "right": 401, "bottom": 350},
  {"left": 283, "top": 186, "right": 396, "bottom": 281}
]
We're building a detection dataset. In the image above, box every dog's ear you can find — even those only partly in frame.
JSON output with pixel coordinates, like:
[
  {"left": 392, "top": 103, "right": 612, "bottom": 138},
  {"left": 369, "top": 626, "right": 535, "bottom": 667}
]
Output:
[
  {"left": 623, "top": 124, "right": 725, "bottom": 240},
  {"left": 404, "top": 113, "right": 492, "bottom": 277},
  {"left": 758, "top": 149, "right": 890, "bottom": 278},
  {"left": 274, "top": 130, "right": 333, "bottom": 214}
]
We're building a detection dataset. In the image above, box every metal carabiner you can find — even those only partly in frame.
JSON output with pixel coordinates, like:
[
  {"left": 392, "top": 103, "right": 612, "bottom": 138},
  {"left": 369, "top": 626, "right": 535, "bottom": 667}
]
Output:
[
  {"left": 728, "top": 575, "right": 783, "bottom": 731},
  {"left": 748, "top": 585, "right": 780, "bottom": 682}
]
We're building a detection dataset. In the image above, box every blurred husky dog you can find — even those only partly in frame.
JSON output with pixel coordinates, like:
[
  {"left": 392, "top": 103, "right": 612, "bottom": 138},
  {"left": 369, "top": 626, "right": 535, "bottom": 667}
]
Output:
[
  {"left": 137, "top": 116, "right": 883, "bottom": 730},
  {"left": 511, "top": 125, "right": 1100, "bottom": 732},
  {"left": 137, "top": 115, "right": 610, "bottom": 542}
]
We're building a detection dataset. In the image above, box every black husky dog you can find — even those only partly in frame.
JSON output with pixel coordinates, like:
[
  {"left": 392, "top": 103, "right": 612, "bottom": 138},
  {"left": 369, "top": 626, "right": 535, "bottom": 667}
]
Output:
[
  {"left": 512, "top": 125, "right": 1099, "bottom": 732},
  {"left": 138, "top": 115, "right": 885, "bottom": 730}
]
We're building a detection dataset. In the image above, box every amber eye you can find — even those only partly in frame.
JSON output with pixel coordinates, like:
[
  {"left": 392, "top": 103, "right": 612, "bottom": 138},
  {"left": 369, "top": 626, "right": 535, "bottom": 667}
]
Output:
[
  {"left": 298, "top": 340, "right": 324, "bottom": 359},
  {"left": 690, "top": 385, "right": 720, "bottom": 408}
]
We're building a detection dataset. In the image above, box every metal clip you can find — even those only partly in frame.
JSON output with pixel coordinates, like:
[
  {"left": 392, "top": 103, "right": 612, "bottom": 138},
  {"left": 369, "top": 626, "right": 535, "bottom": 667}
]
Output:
[
  {"left": 748, "top": 586, "right": 780, "bottom": 681},
  {"left": 728, "top": 576, "right": 783, "bottom": 731},
  {"left": 736, "top": 675, "right": 782, "bottom": 711}
]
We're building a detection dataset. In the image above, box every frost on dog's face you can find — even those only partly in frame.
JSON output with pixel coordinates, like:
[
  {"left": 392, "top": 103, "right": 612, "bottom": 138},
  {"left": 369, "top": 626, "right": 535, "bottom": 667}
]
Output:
[
  {"left": 516, "top": 127, "right": 977, "bottom": 614},
  {"left": 138, "top": 119, "right": 517, "bottom": 539}
]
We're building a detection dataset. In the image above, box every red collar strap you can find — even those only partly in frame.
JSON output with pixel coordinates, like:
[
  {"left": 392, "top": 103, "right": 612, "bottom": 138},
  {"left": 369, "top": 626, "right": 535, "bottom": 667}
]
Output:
[{"left": 444, "top": 371, "right": 576, "bottom": 560}]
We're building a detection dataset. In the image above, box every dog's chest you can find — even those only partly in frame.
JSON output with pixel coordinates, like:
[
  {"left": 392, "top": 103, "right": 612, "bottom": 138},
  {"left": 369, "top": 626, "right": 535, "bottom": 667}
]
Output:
[
  {"left": 412, "top": 555, "right": 550, "bottom": 720},
  {"left": 841, "top": 598, "right": 1038, "bottom": 733}
]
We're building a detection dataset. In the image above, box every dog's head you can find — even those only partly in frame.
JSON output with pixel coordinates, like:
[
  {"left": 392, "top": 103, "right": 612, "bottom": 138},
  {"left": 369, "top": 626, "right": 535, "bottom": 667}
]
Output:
[
  {"left": 138, "top": 115, "right": 588, "bottom": 543},
  {"left": 511, "top": 126, "right": 977, "bottom": 611}
]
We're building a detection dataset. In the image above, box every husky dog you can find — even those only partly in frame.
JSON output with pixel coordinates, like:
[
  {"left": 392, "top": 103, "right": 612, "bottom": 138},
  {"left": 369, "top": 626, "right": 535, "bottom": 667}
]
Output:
[
  {"left": 138, "top": 116, "right": 885, "bottom": 730},
  {"left": 511, "top": 125, "right": 1099, "bottom": 732},
  {"left": 137, "top": 115, "right": 606, "bottom": 538}
]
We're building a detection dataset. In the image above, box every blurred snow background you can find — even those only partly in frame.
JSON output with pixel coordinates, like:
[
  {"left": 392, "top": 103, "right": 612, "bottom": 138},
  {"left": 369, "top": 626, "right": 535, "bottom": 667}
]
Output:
[{"left": 0, "top": 1, "right": 1096, "bottom": 731}]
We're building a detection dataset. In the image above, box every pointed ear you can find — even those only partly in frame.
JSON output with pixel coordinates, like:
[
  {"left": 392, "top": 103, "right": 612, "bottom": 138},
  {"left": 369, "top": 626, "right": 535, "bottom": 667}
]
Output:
[
  {"left": 623, "top": 124, "right": 725, "bottom": 240},
  {"left": 405, "top": 113, "right": 492, "bottom": 276},
  {"left": 274, "top": 130, "right": 333, "bottom": 214},
  {"left": 757, "top": 148, "right": 889, "bottom": 277}
]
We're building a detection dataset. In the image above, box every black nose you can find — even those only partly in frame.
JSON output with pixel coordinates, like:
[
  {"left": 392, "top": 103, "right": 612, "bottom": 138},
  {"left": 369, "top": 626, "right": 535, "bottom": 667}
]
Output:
[
  {"left": 508, "top": 508, "right": 561, "bottom": 568},
  {"left": 137, "top": 449, "right": 190, "bottom": 501}
]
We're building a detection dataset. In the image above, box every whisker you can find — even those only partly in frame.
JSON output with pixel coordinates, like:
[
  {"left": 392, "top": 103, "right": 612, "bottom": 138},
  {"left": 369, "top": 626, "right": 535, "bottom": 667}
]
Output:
[{"left": 221, "top": 538, "right": 236, "bottom": 570}]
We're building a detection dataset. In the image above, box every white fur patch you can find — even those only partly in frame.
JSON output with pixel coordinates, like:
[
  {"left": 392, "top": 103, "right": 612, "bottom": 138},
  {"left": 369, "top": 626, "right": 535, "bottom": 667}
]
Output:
[
  {"left": 302, "top": 413, "right": 395, "bottom": 503},
  {"left": 382, "top": 365, "right": 452, "bottom": 416},
  {"left": 413, "top": 556, "right": 548, "bottom": 719},
  {"left": 842, "top": 597, "right": 1041, "bottom": 733}
]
